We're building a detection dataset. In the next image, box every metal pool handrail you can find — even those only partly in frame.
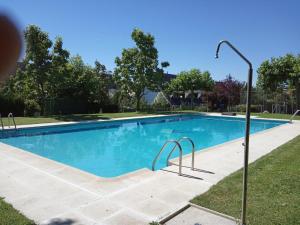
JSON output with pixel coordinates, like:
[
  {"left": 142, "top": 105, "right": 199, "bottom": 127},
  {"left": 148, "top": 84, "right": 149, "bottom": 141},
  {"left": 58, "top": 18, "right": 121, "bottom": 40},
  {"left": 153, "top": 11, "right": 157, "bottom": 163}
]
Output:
[
  {"left": 152, "top": 140, "right": 183, "bottom": 176},
  {"left": 290, "top": 109, "right": 300, "bottom": 123},
  {"left": 8, "top": 113, "right": 17, "bottom": 130},
  {"left": 166, "top": 137, "right": 195, "bottom": 170},
  {"left": 0, "top": 113, "right": 4, "bottom": 130}
]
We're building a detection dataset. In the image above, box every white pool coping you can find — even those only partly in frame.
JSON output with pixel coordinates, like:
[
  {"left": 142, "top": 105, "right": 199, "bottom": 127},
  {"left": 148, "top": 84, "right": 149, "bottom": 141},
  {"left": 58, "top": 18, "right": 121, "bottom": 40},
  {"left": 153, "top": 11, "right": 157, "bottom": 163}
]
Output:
[{"left": 0, "top": 113, "right": 299, "bottom": 225}]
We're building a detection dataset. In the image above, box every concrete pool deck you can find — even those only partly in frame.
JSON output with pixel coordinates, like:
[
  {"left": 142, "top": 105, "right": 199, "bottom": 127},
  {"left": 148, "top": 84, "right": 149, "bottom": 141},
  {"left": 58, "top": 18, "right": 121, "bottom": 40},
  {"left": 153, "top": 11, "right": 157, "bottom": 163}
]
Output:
[{"left": 0, "top": 114, "right": 300, "bottom": 225}]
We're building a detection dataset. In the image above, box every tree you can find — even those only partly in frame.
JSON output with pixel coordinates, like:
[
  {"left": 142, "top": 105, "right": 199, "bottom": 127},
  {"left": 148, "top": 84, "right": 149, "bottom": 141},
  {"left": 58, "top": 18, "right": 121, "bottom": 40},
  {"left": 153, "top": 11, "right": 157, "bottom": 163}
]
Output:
[
  {"left": 94, "top": 60, "right": 109, "bottom": 107},
  {"left": 114, "top": 28, "right": 166, "bottom": 111},
  {"left": 50, "top": 36, "right": 70, "bottom": 97},
  {"left": 168, "top": 69, "right": 214, "bottom": 105},
  {"left": 22, "top": 25, "right": 53, "bottom": 114},
  {"left": 68, "top": 55, "right": 92, "bottom": 101},
  {"left": 211, "top": 75, "right": 245, "bottom": 110},
  {"left": 257, "top": 54, "right": 300, "bottom": 109},
  {"left": 161, "top": 61, "right": 170, "bottom": 68},
  {"left": 0, "top": 24, "right": 115, "bottom": 115}
]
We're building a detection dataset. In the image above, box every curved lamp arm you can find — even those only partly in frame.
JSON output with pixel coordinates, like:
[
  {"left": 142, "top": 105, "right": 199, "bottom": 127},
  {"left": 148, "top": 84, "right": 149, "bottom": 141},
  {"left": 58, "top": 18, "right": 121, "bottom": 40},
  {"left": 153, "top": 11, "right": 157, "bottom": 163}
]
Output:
[{"left": 215, "top": 40, "right": 252, "bottom": 69}]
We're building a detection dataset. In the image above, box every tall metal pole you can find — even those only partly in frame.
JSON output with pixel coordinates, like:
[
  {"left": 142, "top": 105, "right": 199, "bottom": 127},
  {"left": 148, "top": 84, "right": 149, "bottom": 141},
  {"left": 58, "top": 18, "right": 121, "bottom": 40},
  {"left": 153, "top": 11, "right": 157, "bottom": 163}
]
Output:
[{"left": 215, "top": 40, "right": 252, "bottom": 225}]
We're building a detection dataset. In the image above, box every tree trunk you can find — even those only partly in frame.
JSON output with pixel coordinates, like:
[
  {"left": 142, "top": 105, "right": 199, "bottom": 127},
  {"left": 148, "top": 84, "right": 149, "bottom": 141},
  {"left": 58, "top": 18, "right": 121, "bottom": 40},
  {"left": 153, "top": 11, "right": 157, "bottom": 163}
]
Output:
[
  {"left": 39, "top": 83, "right": 45, "bottom": 115},
  {"left": 296, "top": 81, "right": 300, "bottom": 110},
  {"left": 191, "top": 90, "right": 194, "bottom": 108},
  {"left": 136, "top": 97, "right": 141, "bottom": 112}
]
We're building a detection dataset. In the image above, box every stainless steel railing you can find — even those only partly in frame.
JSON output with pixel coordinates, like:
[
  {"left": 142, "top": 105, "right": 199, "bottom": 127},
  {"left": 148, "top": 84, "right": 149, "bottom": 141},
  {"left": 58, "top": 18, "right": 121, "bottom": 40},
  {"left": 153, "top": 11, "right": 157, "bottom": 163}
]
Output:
[
  {"left": 166, "top": 137, "right": 195, "bottom": 170},
  {"left": 152, "top": 140, "right": 183, "bottom": 176},
  {"left": 7, "top": 113, "right": 17, "bottom": 130},
  {"left": 0, "top": 113, "right": 4, "bottom": 130},
  {"left": 152, "top": 137, "right": 196, "bottom": 176},
  {"left": 290, "top": 109, "right": 300, "bottom": 123}
]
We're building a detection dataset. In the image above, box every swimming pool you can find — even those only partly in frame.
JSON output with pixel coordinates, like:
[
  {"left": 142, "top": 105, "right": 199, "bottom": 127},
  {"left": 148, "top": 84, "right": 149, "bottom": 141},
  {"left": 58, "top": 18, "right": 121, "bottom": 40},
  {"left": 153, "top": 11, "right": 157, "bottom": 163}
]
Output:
[{"left": 0, "top": 114, "right": 287, "bottom": 177}]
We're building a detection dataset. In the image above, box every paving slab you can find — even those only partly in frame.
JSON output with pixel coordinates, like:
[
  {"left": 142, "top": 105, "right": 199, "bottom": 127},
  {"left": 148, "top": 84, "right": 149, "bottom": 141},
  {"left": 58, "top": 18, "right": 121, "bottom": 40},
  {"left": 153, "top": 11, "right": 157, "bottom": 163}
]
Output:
[
  {"left": 102, "top": 209, "right": 150, "bottom": 225},
  {"left": 78, "top": 199, "right": 123, "bottom": 222},
  {"left": 164, "top": 205, "right": 238, "bottom": 225}
]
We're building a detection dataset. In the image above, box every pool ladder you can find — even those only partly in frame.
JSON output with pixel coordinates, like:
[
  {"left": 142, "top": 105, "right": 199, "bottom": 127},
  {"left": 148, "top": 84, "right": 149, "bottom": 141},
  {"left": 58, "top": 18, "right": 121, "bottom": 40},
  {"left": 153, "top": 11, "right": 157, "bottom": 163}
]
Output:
[
  {"left": 290, "top": 109, "right": 300, "bottom": 123},
  {"left": 0, "top": 113, "right": 4, "bottom": 130},
  {"left": 0, "top": 113, "right": 17, "bottom": 130},
  {"left": 152, "top": 137, "right": 195, "bottom": 176}
]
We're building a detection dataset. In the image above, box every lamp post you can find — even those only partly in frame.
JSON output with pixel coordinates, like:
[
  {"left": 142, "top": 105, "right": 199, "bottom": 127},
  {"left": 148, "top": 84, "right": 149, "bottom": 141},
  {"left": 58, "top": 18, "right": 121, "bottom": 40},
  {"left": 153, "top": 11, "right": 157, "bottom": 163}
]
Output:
[{"left": 215, "top": 40, "right": 253, "bottom": 225}]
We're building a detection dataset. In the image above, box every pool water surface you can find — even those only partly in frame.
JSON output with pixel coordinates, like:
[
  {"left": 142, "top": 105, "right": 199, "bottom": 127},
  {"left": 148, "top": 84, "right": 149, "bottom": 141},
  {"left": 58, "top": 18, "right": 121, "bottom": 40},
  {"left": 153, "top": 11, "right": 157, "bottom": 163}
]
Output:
[{"left": 0, "top": 115, "right": 287, "bottom": 177}]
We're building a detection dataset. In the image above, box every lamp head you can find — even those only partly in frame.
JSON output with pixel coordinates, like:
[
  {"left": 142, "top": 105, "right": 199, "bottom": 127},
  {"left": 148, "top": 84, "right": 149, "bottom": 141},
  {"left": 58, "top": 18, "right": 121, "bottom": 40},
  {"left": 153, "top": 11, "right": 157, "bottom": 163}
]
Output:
[{"left": 215, "top": 41, "right": 223, "bottom": 59}]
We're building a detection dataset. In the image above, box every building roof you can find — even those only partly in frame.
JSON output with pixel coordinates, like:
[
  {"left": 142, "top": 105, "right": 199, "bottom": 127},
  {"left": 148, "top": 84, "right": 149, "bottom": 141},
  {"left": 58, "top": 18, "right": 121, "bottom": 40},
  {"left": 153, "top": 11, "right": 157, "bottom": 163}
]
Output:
[{"left": 164, "top": 73, "right": 176, "bottom": 82}]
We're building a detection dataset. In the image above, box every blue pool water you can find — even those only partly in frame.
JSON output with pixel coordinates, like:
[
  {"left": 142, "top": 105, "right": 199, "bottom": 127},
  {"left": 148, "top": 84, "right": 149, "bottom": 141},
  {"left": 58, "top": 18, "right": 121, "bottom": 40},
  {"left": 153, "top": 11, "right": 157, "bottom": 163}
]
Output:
[{"left": 0, "top": 115, "right": 287, "bottom": 177}]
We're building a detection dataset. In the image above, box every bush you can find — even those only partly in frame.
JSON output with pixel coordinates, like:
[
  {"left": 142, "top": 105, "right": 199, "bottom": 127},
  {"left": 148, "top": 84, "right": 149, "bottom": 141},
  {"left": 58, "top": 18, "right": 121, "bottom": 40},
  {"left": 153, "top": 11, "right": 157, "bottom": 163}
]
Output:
[
  {"left": 101, "top": 104, "right": 119, "bottom": 113},
  {"left": 0, "top": 95, "right": 25, "bottom": 116},
  {"left": 43, "top": 98, "right": 120, "bottom": 115},
  {"left": 234, "top": 104, "right": 262, "bottom": 113},
  {"left": 235, "top": 104, "right": 246, "bottom": 112},
  {"left": 179, "top": 105, "right": 194, "bottom": 110},
  {"left": 24, "top": 100, "right": 41, "bottom": 116},
  {"left": 194, "top": 105, "right": 208, "bottom": 112}
]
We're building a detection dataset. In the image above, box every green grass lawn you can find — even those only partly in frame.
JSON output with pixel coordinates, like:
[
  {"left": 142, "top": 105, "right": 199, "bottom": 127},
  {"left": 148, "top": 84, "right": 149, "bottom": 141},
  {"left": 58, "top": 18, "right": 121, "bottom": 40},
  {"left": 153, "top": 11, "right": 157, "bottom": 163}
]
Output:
[
  {"left": 0, "top": 110, "right": 201, "bottom": 126},
  {"left": 1, "top": 111, "right": 154, "bottom": 126},
  {"left": 191, "top": 135, "right": 300, "bottom": 225},
  {"left": 0, "top": 198, "right": 35, "bottom": 225},
  {"left": 2, "top": 111, "right": 298, "bottom": 127}
]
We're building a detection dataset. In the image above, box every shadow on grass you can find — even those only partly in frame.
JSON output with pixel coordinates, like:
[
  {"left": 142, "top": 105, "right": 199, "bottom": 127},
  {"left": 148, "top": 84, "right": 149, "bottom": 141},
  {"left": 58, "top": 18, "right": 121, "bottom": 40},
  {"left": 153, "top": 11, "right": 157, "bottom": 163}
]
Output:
[
  {"left": 49, "top": 114, "right": 111, "bottom": 122},
  {"left": 47, "top": 111, "right": 186, "bottom": 122},
  {"left": 146, "top": 110, "right": 202, "bottom": 115},
  {"left": 39, "top": 111, "right": 199, "bottom": 123}
]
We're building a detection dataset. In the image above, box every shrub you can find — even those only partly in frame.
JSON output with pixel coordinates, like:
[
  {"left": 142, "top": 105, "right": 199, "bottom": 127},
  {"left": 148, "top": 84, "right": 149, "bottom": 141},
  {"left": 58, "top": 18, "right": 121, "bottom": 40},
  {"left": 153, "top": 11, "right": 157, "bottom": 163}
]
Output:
[
  {"left": 0, "top": 95, "right": 25, "bottom": 116},
  {"left": 235, "top": 104, "right": 262, "bottom": 113},
  {"left": 24, "top": 100, "right": 41, "bottom": 116},
  {"left": 194, "top": 105, "right": 208, "bottom": 112}
]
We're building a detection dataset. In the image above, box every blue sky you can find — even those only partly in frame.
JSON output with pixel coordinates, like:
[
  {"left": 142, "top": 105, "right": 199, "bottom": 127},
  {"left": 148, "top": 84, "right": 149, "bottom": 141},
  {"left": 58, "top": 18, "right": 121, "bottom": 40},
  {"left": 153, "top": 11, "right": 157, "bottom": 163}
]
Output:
[{"left": 1, "top": 0, "right": 299, "bottom": 83}]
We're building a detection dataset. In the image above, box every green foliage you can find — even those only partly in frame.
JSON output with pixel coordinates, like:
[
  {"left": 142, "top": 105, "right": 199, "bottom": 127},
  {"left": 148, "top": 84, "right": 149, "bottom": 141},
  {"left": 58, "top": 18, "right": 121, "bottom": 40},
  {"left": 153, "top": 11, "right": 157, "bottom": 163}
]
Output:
[
  {"left": 93, "top": 60, "right": 110, "bottom": 107},
  {"left": 257, "top": 54, "right": 300, "bottom": 107},
  {"left": 160, "top": 61, "right": 170, "bottom": 68},
  {"left": 114, "top": 28, "right": 166, "bottom": 110},
  {"left": 23, "top": 25, "right": 53, "bottom": 113},
  {"left": 167, "top": 69, "right": 214, "bottom": 107},
  {"left": 194, "top": 105, "right": 208, "bottom": 112},
  {"left": 1, "top": 25, "right": 116, "bottom": 115},
  {"left": 168, "top": 69, "right": 214, "bottom": 93},
  {"left": 111, "top": 89, "right": 135, "bottom": 111},
  {"left": 234, "top": 104, "right": 262, "bottom": 113},
  {"left": 24, "top": 99, "right": 41, "bottom": 116},
  {"left": 49, "top": 36, "right": 70, "bottom": 97}
]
